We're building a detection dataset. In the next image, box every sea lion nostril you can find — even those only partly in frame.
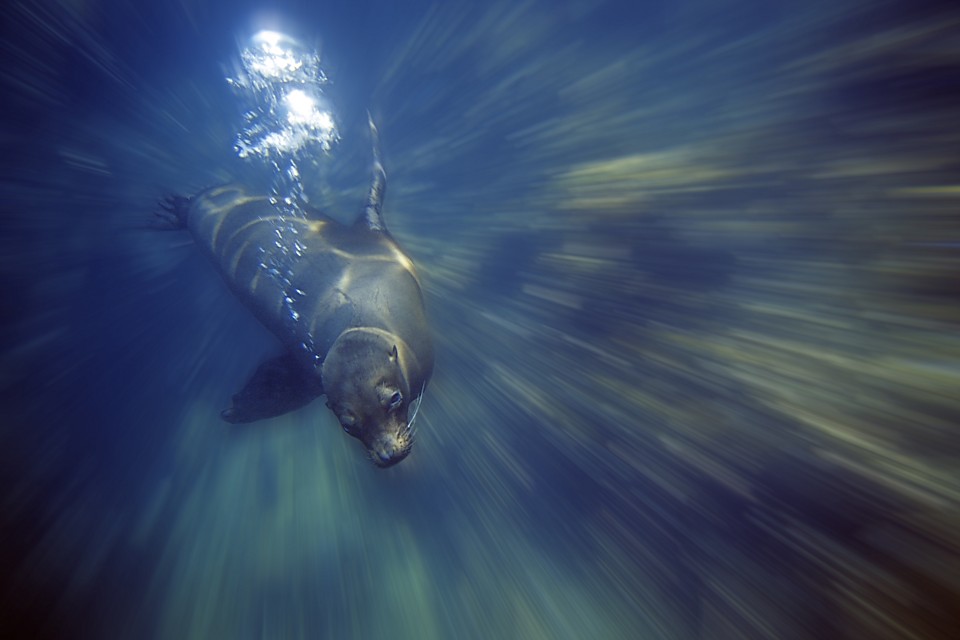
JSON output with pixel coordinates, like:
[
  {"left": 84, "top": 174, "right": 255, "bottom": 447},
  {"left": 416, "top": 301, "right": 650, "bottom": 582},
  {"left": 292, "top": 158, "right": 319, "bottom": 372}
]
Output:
[{"left": 370, "top": 448, "right": 406, "bottom": 467}]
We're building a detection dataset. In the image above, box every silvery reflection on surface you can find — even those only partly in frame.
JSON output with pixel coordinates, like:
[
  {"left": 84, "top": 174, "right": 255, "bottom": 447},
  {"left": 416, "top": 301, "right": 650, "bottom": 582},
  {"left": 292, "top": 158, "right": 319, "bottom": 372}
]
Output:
[{"left": 228, "top": 29, "right": 338, "bottom": 213}]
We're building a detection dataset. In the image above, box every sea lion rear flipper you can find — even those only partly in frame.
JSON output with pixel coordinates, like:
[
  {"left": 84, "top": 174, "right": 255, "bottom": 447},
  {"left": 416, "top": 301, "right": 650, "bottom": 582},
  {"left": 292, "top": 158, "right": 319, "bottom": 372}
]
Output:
[
  {"left": 221, "top": 353, "right": 323, "bottom": 424},
  {"left": 357, "top": 112, "right": 388, "bottom": 232},
  {"left": 151, "top": 194, "right": 191, "bottom": 230}
]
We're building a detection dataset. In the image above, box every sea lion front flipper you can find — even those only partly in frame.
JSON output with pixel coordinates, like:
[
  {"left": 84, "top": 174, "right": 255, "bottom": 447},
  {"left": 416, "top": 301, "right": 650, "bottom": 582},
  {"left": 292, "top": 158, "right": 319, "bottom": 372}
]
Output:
[{"left": 221, "top": 354, "right": 323, "bottom": 424}]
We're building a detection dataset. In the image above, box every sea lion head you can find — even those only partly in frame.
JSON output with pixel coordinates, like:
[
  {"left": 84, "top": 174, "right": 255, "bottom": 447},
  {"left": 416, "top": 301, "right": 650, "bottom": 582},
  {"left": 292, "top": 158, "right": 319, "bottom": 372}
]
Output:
[{"left": 322, "top": 329, "right": 418, "bottom": 467}]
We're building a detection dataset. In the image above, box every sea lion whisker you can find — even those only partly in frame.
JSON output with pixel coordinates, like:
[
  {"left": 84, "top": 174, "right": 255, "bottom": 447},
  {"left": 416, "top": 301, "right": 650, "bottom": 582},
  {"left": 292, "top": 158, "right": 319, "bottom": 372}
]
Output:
[{"left": 406, "top": 382, "right": 426, "bottom": 431}]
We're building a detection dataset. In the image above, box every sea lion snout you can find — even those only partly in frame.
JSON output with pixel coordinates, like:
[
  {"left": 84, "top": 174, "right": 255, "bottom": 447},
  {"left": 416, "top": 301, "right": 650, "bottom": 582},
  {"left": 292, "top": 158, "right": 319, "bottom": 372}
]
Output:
[
  {"left": 336, "top": 411, "right": 413, "bottom": 467},
  {"left": 367, "top": 425, "right": 413, "bottom": 467}
]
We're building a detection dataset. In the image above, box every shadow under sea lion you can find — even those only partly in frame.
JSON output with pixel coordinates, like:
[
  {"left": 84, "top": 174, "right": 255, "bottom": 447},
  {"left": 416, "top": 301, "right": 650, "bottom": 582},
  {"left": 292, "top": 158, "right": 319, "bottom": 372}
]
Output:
[{"left": 155, "top": 117, "right": 434, "bottom": 467}]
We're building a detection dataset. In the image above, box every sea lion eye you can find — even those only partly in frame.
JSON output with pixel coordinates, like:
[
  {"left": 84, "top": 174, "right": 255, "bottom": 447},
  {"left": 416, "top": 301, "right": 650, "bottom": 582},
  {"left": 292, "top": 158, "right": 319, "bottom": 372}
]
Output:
[
  {"left": 340, "top": 412, "right": 356, "bottom": 432},
  {"left": 389, "top": 391, "right": 402, "bottom": 410}
]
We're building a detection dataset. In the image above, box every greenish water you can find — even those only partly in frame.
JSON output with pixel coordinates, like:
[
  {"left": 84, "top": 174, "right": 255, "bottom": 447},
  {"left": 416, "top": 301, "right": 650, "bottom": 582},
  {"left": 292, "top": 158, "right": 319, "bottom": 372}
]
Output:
[{"left": 2, "top": 1, "right": 959, "bottom": 639}]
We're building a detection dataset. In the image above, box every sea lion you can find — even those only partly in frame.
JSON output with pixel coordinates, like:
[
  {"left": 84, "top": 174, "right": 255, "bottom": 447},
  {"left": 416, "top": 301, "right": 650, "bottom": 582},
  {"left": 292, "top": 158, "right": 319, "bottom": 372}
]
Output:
[{"left": 156, "top": 117, "right": 433, "bottom": 467}]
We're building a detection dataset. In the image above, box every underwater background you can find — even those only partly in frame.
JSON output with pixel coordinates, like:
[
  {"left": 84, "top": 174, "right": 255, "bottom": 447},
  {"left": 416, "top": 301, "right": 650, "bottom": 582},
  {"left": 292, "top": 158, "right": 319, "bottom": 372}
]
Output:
[{"left": 2, "top": 1, "right": 959, "bottom": 638}]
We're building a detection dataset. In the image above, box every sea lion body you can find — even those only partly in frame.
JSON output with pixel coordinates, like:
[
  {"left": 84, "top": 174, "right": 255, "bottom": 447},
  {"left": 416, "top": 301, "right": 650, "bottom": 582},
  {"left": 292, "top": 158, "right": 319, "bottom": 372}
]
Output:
[
  {"left": 187, "top": 185, "right": 432, "bottom": 379},
  {"left": 164, "top": 122, "right": 433, "bottom": 467}
]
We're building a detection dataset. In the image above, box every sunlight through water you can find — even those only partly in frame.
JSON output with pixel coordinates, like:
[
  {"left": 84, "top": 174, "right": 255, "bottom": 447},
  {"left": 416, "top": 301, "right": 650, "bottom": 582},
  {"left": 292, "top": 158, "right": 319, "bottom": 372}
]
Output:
[{"left": 228, "top": 29, "right": 338, "bottom": 213}]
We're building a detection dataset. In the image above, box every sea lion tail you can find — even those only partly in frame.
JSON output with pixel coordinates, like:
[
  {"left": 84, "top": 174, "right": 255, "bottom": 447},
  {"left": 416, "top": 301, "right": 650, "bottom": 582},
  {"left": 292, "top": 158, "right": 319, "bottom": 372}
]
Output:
[{"left": 360, "top": 112, "right": 387, "bottom": 232}]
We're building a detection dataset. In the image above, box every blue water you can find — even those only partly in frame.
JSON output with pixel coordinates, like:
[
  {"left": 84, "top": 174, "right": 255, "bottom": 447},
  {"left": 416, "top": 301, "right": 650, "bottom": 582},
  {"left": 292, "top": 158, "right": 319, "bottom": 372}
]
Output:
[{"left": 3, "top": 1, "right": 960, "bottom": 639}]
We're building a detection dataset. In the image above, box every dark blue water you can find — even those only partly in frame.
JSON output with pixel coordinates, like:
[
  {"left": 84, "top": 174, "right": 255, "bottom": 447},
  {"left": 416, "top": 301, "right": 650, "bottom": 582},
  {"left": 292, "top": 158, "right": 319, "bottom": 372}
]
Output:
[{"left": 3, "top": 1, "right": 960, "bottom": 639}]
